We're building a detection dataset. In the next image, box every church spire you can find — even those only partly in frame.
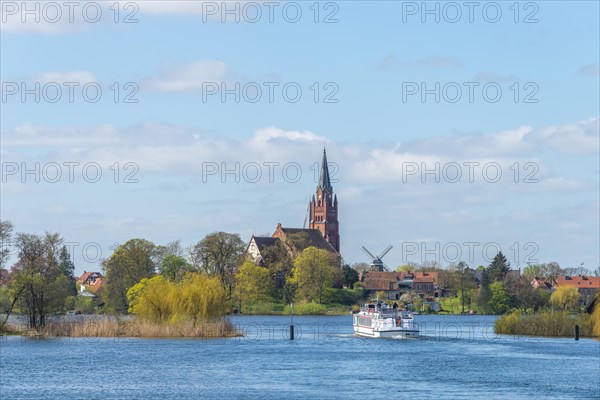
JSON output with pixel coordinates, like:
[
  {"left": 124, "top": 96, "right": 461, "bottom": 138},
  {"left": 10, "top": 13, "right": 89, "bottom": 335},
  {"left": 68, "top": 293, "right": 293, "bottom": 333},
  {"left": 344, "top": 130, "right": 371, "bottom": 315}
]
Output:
[{"left": 318, "top": 147, "right": 332, "bottom": 191}]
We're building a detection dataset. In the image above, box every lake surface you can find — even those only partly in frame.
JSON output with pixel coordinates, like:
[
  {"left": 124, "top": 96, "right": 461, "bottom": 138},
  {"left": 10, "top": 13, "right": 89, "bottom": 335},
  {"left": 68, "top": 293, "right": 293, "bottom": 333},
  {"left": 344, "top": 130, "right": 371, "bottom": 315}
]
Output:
[{"left": 1, "top": 315, "right": 599, "bottom": 399}]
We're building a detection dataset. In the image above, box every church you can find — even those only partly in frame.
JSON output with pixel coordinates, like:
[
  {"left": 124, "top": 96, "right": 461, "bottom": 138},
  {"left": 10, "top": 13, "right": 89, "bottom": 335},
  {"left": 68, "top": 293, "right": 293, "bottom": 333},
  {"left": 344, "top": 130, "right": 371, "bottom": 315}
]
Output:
[{"left": 246, "top": 149, "right": 341, "bottom": 272}]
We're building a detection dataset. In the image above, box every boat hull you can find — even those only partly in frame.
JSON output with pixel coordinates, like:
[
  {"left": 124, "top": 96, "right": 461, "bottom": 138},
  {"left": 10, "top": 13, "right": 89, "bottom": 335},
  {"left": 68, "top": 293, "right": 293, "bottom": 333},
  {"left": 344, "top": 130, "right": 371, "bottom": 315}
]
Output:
[{"left": 353, "top": 325, "right": 419, "bottom": 338}]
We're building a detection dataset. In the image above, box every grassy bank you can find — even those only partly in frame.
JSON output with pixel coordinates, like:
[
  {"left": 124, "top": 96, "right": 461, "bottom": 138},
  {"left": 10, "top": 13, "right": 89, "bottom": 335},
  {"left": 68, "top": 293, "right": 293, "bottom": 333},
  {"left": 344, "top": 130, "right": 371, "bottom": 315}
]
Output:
[
  {"left": 495, "top": 311, "right": 596, "bottom": 338},
  {"left": 2, "top": 317, "right": 239, "bottom": 338},
  {"left": 239, "top": 302, "right": 351, "bottom": 316}
]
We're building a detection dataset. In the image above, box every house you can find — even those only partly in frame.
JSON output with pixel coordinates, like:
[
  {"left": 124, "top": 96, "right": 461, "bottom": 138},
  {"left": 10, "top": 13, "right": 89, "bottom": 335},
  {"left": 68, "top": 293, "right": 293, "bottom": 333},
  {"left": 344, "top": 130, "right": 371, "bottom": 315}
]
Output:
[
  {"left": 554, "top": 275, "right": 600, "bottom": 306},
  {"left": 77, "top": 271, "right": 104, "bottom": 293},
  {"left": 0, "top": 268, "right": 9, "bottom": 286},
  {"left": 246, "top": 236, "right": 281, "bottom": 266},
  {"left": 530, "top": 276, "right": 554, "bottom": 292},
  {"left": 413, "top": 271, "right": 439, "bottom": 297},
  {"left": 361, "top": 271, "right": 414, "bottom": 300}
]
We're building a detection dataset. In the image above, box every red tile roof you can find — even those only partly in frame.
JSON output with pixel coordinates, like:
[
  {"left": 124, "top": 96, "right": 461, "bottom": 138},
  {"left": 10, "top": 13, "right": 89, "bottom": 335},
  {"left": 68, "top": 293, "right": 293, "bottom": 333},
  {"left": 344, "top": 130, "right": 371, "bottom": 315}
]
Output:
[{"left": 554, "top": 275, "right": 600, "bottom": 289}]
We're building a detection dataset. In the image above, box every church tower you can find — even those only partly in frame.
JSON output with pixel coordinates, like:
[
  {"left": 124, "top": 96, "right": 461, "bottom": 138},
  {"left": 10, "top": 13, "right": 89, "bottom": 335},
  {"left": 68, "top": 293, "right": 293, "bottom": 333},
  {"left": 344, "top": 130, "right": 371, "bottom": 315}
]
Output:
[{"left": 309, "top": 149, "right": 340, "bottom": 252}]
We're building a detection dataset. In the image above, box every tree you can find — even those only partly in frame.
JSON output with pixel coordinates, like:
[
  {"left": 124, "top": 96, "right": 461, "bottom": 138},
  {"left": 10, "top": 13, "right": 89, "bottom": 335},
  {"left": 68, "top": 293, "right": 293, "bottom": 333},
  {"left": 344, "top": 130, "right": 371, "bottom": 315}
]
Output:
[
  {"left": 127, "top": 276, "right": 174, "bottom": 322},
  {"left": 0, "top": 220, "right": 14, "bottom": 268},
  {"left": 190, "top": 232, "right": 245, "bottom": 297},
  {"left": 155, "top": 240, "right": 184, "bottom": 267},
  {"left": 290, "top": 247, "right": 339, "bottom": 304},
  {"left": 126, "top": 273, "right": 226, "bottom": 325},
  {"left": 58, "top": 245, "right": 77, "bottom": 296},
  {"left": 550, "top": 286, "right": 579, "bottom": 312},
  {"left": 487, "top": 252, "right": 510, "bottom": 283},
  {"left": 234, "top": 261, "right": 274, "bottom": 312},
  {"left": 523, "top": 264, "right": 542, "bottom": 279},
  {"left": 540, "top": 262, "right": 563, "bottom": 281},
  {"left": 488, "top": 281, "right": 510, "bottom": 314},
  {"left": 340, "top": 264, "right": 359, "bottom": 288},
  {"left": 352, "top": 262, "right": 370, "bottom": 275},
  {"left": 8, "top": 232, "right": 72, "bottom": 329},
  {"left": 177, "top": 273, "right": 226, "bottom": 324},
  {"left": 102, "top": 238, "right": 157, "bottom": 313},
  {"left": 159, "top": 254, "right": 192, "bottom": 282},
  {"left": 260, "top": 242, "right": 293, "bottom": 293},
  {"left": 452, "top": 262, "right": 477, "bottom": 313},
  {"left": 396, "top": 264, "right": 415, "bottom": 273}
]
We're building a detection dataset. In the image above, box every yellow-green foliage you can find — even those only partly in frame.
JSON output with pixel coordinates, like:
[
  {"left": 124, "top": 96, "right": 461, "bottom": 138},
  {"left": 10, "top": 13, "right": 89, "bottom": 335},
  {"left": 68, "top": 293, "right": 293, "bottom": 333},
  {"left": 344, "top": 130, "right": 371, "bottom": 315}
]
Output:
[
  {"left": 234, "top": 261, "right": 274, "bottom": 311},
  {"left": 592, "top": 294, "right": 600, "bottom": 337},
  {"left": 495, "top": 310, "right": 594, "bottom": 337},
  {"left": 176, "top": 273, "right": 226, "bottom": 324},
  {"left": 126, "top": 273, "right": 226, "bottom": 324},
  {"left": 550, "top": 286, "right": 580, "bottom": 312},
  {"left": 290, "top": 246, "right": 339, "bottom": 304}
]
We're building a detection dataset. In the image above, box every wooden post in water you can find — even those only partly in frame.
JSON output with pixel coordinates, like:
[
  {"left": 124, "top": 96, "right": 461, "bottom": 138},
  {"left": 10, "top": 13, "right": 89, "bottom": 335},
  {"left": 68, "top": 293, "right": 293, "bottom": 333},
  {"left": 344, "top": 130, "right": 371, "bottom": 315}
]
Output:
[
  {"left": 574, "top": 324, "right": 579, "bottom": 341},
  {"left": 289, "top": 302, "right": 294, "bottom": 340}
]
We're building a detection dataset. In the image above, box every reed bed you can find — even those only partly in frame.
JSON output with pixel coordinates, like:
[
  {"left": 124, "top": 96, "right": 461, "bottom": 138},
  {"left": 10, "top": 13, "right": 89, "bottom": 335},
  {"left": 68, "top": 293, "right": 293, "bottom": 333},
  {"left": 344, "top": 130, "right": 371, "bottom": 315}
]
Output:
[
  {"left": 495, "top": 311, "right": 595, "bottom": 338},
  {"left": 4, "top": 316, "right": 239, "bottom": 339}
]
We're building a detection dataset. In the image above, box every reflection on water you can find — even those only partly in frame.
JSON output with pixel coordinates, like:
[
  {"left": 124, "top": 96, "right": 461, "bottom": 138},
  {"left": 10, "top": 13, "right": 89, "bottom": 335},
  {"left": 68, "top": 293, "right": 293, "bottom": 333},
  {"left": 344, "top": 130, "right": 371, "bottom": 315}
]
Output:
[{"left": 1, "top": 315, "right": 598, "bottom": 400}]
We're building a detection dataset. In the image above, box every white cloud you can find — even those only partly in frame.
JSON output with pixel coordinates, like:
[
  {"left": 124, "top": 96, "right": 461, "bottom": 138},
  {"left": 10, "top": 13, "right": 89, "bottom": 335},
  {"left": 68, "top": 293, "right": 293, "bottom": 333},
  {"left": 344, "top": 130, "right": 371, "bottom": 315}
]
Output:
[
  {"left": 251, "top": 127, "right": 327, "bottom": 146},
  {"left": 531, "top": 117, "right": 599, "bottom": 155},
  {"left": 142, "top": 60, "right": 229, "bottom": 92}
]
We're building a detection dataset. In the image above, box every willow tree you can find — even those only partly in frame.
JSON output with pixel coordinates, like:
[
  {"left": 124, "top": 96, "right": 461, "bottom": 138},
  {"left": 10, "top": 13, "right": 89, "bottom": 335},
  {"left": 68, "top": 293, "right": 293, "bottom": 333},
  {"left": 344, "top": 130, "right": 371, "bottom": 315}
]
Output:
[
  {"left": 126, "top": 273, "right": 226, "bottom": 325},
  {"left": 550, "top": 286, "right": 580, "bottom": 312}
]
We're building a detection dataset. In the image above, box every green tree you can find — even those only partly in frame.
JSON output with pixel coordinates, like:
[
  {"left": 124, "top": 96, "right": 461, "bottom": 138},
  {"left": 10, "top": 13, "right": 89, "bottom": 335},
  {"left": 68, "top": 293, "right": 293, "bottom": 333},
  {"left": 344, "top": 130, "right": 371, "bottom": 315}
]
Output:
[
  {"left": 8, "top": 232, "right": 71, "bottom": 329},
  {"left": 190, "top": 232, "right": 245, "bottom": 297},
  {"left": 159, "top": 254, "right": 192, "bottom": 282},
  {"left": 340, "top": 264, "right": 359, "bottom": 288},
  {"left": 259, "top": 241, "right": 293, "bottom": 300},
  {"left": 488, "top": 281, "right": 510, "bottom": 314},
  {"left": 550, "top": 286, "right": 579, "bottom": 312},
  {"left": 290, "top": 247, "right": 339, "bottom": 304},
  {"left": 58, "top": 245, "right": 77, "bottom": 297},
  {"left": 102, "top": 238, "right": 157, "bottom": 313},
  {"left": 487, "top": 252, "right": 510, "bottom": 283},
  {"left": 234, "top": 261, "right": 274, "bottom": 312}
]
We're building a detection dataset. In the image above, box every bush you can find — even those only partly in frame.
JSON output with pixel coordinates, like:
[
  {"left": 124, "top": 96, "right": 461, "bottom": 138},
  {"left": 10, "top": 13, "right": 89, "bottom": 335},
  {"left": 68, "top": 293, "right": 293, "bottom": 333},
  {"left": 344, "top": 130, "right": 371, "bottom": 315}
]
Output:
[{"left": 323, "top": 288, "right": 363, "bottom": 305}]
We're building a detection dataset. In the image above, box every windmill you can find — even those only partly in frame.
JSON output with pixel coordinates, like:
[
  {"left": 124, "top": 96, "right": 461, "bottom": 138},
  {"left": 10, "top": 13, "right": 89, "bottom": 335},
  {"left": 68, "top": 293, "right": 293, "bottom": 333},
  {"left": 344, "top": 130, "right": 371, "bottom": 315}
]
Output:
[{"left": 362, "top": 245, "right": 393, "bottom": 272}]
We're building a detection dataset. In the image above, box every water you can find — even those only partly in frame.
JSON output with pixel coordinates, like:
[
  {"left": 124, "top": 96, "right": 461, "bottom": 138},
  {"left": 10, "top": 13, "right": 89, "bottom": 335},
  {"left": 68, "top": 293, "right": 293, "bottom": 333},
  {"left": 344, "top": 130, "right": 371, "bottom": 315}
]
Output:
[{"left": 1, "top": 315, "right": 599, "bottom": 399}]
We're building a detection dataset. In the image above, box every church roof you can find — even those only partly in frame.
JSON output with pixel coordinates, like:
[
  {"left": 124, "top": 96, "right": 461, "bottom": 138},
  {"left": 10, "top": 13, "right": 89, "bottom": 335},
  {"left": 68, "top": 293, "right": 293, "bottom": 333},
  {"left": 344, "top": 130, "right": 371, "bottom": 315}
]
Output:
[
  {"left": 318, "top": 148, "right": 332, "bottom": 191},
  {"left": 252, "top": 236, "right": 280, "bottom": 251},
  {"left": 278, "top": 227, "right": 337, "bottom": 253}
]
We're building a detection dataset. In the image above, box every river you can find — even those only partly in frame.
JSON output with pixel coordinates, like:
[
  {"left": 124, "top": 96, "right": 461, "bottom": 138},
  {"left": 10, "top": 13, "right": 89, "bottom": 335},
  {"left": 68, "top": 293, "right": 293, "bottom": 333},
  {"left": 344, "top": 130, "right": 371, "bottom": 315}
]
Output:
[{"left": 1, "top": 315, "right": 598, "bottom": 399}]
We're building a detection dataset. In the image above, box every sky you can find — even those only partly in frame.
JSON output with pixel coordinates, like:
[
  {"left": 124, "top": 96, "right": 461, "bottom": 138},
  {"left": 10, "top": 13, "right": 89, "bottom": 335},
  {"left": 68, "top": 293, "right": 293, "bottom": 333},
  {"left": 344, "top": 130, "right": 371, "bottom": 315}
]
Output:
[{"left": 1, "top": 0, "right": 599, "bottom": 275}]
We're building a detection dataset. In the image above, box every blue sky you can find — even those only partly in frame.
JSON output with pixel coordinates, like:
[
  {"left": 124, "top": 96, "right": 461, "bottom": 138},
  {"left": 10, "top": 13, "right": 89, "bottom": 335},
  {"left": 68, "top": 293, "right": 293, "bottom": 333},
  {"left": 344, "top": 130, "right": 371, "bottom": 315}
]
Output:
[{"left": 1, "top": 0, "right": 599, "bottom": 274}]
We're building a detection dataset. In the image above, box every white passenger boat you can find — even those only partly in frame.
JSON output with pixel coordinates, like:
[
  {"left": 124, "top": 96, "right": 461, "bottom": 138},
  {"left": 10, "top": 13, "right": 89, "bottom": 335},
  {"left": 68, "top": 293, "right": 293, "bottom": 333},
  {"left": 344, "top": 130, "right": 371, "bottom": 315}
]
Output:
[{"left": 353, "top": 302, "right": 419, "bottom": 338}]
